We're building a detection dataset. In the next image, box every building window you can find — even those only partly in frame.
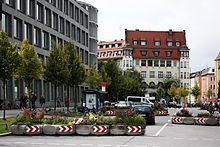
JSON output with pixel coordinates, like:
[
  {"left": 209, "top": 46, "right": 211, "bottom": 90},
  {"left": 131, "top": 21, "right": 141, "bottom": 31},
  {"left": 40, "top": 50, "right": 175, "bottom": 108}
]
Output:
[
  {"left": 17, "top": 0, "right": 25, "bottom": 13},
  {"left": 27, "top": 0, "right": 35, "bottom": 18},
  {"left": 5, "top": 0, "right": 15, "bottom": 8},
  {"left": 150, "top": 71, "right": 155, "bottom": 78},
  {"left": 133, "top": 40, "right": 138, "bottom": 45},
  {"left": 166, "top": 51, "right": 172, "bottom": 57},
  {"left": 51, "top": 0, "right": 56, "bottom": 6},
  {"left": 136, "top": 59, "right": 139, "bottom": 66},
  {"left": 173, "top": 60, "right": 177, "bottom": 67},
  {"left": 42, "top": 31, "right": 49, "bottom": 49},
  {"left": 57, "top": 0, "right": 63, "bottom": 11},
  {"left": 36, "top": 3, "right": 44, "bottom": 22},
  {"left": 85, "top": 51, "right": 88, "bottom": 65},
  {"left": 158, "top": 71, "right": 163, "bottom": 78},
  {"left": 180, "top": 61, "right": 183, "bottom": 68},
  {"left": 140, "top": 40, "right": 146, "bottom": 46},
  {"left": 34, "top": 27, "right": 41, "bottom": 46},
  {"left": 75, "top": 7, "right": 79, "bottom": 22},
  {"left": 176, "top": 42, "right": 180, "bottom": 46},
  {"left": 141, "top": 71, "right": 146, "bottom": 78},
  {"left": 141, "top": 60, "right": 146, "bottom": 66},
  {"left": 167, "top": 41, "right": 173, "bottom": 46},
  {"left": 154, "top": 41, "right": 160, "bottom": 46},
  {"left": 166, "top": 60, "right": 172, "bottom": 67},
  {"left": 24, "top": 23, "right": 32, "bottom": 43},
  {"left": 184, "top": 61, "right": 186, "bottom": 68},
  {"left": 140, "top": 50, "right": 147, "bottom": 56},
  {"left": 77, "top": 27, "right": 80, "bottom": 42},
  {"left": 45, "top": 8, "right": 51, "bottom": 27},
  {"left": 1, "top": 13, "right": 12, "bottom": 36},
  {"left": 64, "top": 0, "right": 68, "bottom": 15},
  {"left": 153, "top": 51, "right": 160, "bottom": 57},
  {"left": 154, "top": 60, "right": 159, "bottom": 67},
  {"left": 107, "top": 51, "right": 112, "bottom": 57},
  {"left": 148, "top": 60, "right": 153, "bottom": 66},
  {"left": 80, "top": 10, "right": 84, "bottom": 25},
  {"left": 160, "top": 60, "right": 165, "bottom": 67},
  {"left": 166, "top": 71, "right": 172, "bottom": 78},
  {"left": 85, "top": 14, "right": 88, "bottom": 28},
  {"left": 59, "top": 17, "right": 64, "bottom": 34},
  {"left": 13, "top": 18, "right": 22, "bottom": 40},
  {"left": 82, "top": 31, "right": 85, "bottom": 45},
  {"left": 71, "top": 24, "right": 76, "bottom": 40},
  {"left": 184, "top": 72, "right": 187, "bottom": 79},
  {"left": 52, "top": 12, "right": 58, "bottom": 30},
  {"left": 70, "top": 3, "right": 74, "bottom": 19},
  {"left": 181, "top": 72, "right": 183, "bottom": 79},
  {"left": 66, "top": 21, "right": 70, "bottom": 37}
]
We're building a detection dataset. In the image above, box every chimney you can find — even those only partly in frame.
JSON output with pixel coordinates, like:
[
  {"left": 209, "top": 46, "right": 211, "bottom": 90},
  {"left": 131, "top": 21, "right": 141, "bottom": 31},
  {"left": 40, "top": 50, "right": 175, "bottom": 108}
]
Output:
[{"left": 169, "top": 29, "right": 172, "bottom": 36}]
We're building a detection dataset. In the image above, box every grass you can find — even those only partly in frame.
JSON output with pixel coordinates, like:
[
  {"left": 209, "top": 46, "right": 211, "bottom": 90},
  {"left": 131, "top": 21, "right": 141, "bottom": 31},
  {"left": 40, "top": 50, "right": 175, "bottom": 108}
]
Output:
[{"left": 0, "top": 117, "right": 16, "bottom": 134}]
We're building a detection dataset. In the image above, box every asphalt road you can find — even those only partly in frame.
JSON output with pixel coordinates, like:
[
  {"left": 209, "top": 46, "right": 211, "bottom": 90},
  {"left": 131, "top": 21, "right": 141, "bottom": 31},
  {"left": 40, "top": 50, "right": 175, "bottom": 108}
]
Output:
[{"left": 0, "top": 108, "right": 220, "bottom": 147}]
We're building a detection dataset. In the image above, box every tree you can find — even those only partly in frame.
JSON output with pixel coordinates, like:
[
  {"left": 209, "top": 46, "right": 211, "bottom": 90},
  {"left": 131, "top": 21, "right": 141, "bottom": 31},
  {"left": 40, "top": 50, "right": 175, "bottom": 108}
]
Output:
[
  {"left": 85, "top": 66, "right": 102, "bottom": 89},
  {"left": 177, "top": 86, "right": 189, "bottom": 104},
  {"left": 167, "top": 83, "right": 177, "bottom": 101},
  {"left": 0, "top": 30, "right": 20, "bottom": 119},
  {"left": 156, "top": 85, "right": 165, "bottom": 99},
  {"left": 44, "top": 42, "right": 69, "bottom": 112},
  {"left": 206, "top": 88, "right": 212, "bottom": 99},
  {"left": 217, "top": 80, "right": 220, "bottom": 98},
  {"left": 163, "top": 77, "right": 179, "bottom": 100},
  {"left": 191, "top": 82, "right": 201, "bottom": 103},
  {"left": 17, "top": 40, "right": 42, "bottom": 109}
]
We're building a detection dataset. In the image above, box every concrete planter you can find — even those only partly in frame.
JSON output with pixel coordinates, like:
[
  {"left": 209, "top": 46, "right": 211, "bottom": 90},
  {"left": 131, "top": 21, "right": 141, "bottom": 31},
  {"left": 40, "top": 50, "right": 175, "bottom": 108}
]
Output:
[
  {"left": 43, "top": 125, "right": 58, "bottom": 135},
  {"left": 206, "top": 117, "right": 218, "bottom": 126},
  {"left": 172, "top": 117, "right": 184, "bottom": 124},
  {"left": 76, "top": 125, "right": 92, "bottom": 135},
  {"left": 91, "top": 125, "right": 109, "bottom": 135},
  {"left": 183, "top": 117, "right": 195, "bottom": 125},
  {"left": 127, "top": 125, "right": 145, "bottom": 135},
  {"left": 24, "top": 125, "right": 42, "bottom": 135},
  {"left": 195, "top": 117, "right": 207, "bottom": 125},
  {"left": 57, "top": 125, "right": 75, "bottom": 135},
  {"left": 110, "top": 125, "right": 127, "bottom": 135},
  {"left": 11, "top": 125, "right": 26, "bottom": 135}
]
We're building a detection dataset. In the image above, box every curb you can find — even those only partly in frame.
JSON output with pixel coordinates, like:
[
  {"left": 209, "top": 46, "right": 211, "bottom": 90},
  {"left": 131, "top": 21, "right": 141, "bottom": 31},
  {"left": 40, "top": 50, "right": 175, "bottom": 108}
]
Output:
[{"left": 0, "top": 132, "right": 12, "bottom": 136}]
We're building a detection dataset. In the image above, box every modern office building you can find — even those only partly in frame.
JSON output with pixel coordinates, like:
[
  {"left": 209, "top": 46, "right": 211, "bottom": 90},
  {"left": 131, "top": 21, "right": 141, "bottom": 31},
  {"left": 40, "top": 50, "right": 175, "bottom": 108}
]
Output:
[
  {"left": 0, "top": 0, "right": 98, "bottom": 107},
  {"left": 125, "top": 29, "right": 190, "bottom": 94}
]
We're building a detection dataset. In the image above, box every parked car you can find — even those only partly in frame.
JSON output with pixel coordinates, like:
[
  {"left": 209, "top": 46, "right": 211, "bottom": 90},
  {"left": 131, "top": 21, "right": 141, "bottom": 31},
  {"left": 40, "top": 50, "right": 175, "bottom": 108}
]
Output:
[
  {"left": 115, "top": 101, "right": 132, "bottom": 107},
  {"left": 132, "top": 102, "right": 152, "bottom": 107},
  {"left": 167, "top": 102, "right": 176, "bottom": 108},
  {"left": 132, "top": 105, "right": 155, "bottom": 125}
]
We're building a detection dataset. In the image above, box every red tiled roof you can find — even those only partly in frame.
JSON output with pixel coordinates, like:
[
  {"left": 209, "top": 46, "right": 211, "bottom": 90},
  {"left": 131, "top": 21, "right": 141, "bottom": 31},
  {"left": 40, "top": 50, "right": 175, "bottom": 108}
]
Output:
[{"left": 215, "top": 52, "right": 220, "bottom": 61}]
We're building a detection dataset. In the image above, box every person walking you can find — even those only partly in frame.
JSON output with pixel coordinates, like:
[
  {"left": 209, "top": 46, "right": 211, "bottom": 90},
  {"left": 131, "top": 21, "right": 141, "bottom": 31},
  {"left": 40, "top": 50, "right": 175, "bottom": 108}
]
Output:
[
  {"left": 40, "top": 95, "right": 46, "bottom": 109},
  {"left": 208, "top": 101, "right": 214, "bottom": 114},
  {"left": 65, "top": 96, "right": 70, "bottom": 112},
  {"left": 20, "top": 94, "right": 24, "bottom": 109},
  {"left": 31, "top": 93, "right": 37, "bottom": 109}
]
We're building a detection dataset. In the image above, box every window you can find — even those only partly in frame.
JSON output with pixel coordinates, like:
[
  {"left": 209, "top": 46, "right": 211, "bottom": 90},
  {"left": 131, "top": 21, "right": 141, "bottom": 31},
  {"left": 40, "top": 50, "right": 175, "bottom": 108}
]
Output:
[
  {"left": 166, "top": 60, "right": 172, "bottom": 67},
  {"left": 13, "top": 18, "right": 22, "bottom": 40},
  {"left": 51, "top": 0, "right": 56, "bottom": 6},
  {"left": 66, "top": 21, "right": 70, "bottom": 37},
  {"left": 70, "top": 3, "right": 75, "bottom": 19},
  {"left": 150, "top": 71, "right": 155, "bottom": 78},
  {"left": 166, "top": 72, "right": 172, "bottom": 78},
  {"left": 75, "top": 7, "right": 79, "bottom": 22},
  {"left": 59, "top": 17, "right": 64, "bottom": 34},
  {"left": 37, "top": 3, "right": 44, "bottom": 22},
  {"left": 107, "top": 51, "right": 112, "bottom": 57},
  {"left": 58, "top": 38, "right": 63, "bottom": 46},
  {"left": 154, "top": 60, "right": 159, "bottom": 67},
  {"left": 42, "top": 31, "right": 49, "bottom": 49},
  {"left": 85, "top": 51, "right": 88, "bottom": 65},
  {"left": 153, "top": 51, "right": 160, "bottom": 57},
  {"left": 82, "top": 31, "right": 85, "bottom": 45},
  {"left": 158, "top": 71, "right": 163, "bottom": 78},
  {"left": 141, "top": 40, "right": 146, "bottom": 46},
  {"left": 17, "top": 0, "right": 25, "bottom": 12},
  {"left": 141, "top": 60, "right": 146, "bottom": 66},
  {"left": 148, "top": 60, "right": 153, "bottom": 66},
  {"left": 184, "top": 61, "right": 186, "bottom": 68},
  {"left": 180, "top": 61, "right": 183, "bottom": 68},
  {"left": 85, "top": 14, "right": 88, "bottom": 28},
  {"left": 133, "top": 40, "right": 138, "bottom": 45},
  {"left": 136, "top": 59, "right": 139, "bottom": 66},
  {"left": 160, "top": 60, "right": 165, "bottom": 67},
  {"left": 141, "top": 71, "right": 146, "bottom": 78},
  {"left": 34, "top": 27, "right": 41, "bottom": 46},
  {"left": 27, "top": 0, "right": 35, "bottom": 18},
  {"left": 58, "top": 0, "right": 63, "bottom": 11},
  {"left": 64, "top": 0, "right": 68, "bottom": 15},
  {"left": 154, "top": 41, "right": 160, "bottom": 46},
  {"left": 45, "top": 8, "right": 51, "bottom": 26},
  {"left": 100, "top": 52, "right": 105, "bottom": 57},
  {"left": 1, "top": 13, "right": 12, "bottom": 36},
  {"left": 176, "top": 42, "right": 180, "bottom": 46},
  {"left": 50, "top": 35, "right": 56, "bottom": 49},
  {"left": 167, "top": 41, "right": 173, "bottom": 46},
  {"left": 24, "top": 23, "right": 32, "bottom": 43},
  {"left": 166, "top": 51, "right": 172, "bottom": 57},
  {"left": 173, "top": 61, "right": 177, "bottom": 67},
  {"left": 77, "top": 28, "right": 80, "bottom": 42},
  {"left": 181, "top": 72, "right": 183, "bottom": 79},
  {"left": 71, "top": 24, "right": 76, "bottom": 40},
  {"left": 80, "top": 10, "right": 84, "bottom": 25},
  {"left": 5, "top": 0, "right": 15, "bottom": 8},
  {"left": 140, "top": 50, "right": 147, "bottom": 56},
  {"left": 52, "top": 12, "right": 58, "bottom": 30}
]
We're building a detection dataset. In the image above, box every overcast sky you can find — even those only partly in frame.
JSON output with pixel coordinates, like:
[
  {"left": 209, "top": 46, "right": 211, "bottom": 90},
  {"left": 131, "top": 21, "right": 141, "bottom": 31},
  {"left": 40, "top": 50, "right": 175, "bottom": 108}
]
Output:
[{"left": 80, "top": 0, "right": 220, "bottom": 72}]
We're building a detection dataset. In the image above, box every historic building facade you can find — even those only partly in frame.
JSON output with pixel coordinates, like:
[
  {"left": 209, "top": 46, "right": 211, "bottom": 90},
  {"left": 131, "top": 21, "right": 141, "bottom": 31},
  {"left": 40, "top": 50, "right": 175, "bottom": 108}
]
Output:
[
  {"left": 215, "top": 52, "right": 220, "bottom": 97},
  {"left": 0, "top": 0, "right": 98, "bottom": 107}
]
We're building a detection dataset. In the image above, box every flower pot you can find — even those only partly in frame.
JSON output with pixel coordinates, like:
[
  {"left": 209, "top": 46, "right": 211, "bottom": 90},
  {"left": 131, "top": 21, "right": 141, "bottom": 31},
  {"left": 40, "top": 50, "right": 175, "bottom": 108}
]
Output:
[
  {"left": 127, "top": 125, "right": 145, "bottom": 135},
  {"left": 24, "top": 125, "right": 42, "bottom": 135},
  {"left": 206, "top": 117, "right": 218, "bottom": 126},
  {"left": 76, "top": 125, "right": 92, "bottom": 135},
  {"left": 11, "top": 125, "right": 26, "bottom": 135},
  {"left": 172, "top": 117, "right": 184, "bottom": 124},
  {"left": 183, "top": 117, "right": 195, "bottom": 125},
  {"left": 91, "top": 125, "right": 109, "bottom": 135},
  {"left": 56, "top": 125, "right": 75, "bottom": 135},
  {"left": 110, "top": 125, "right": 127, "bottom": 135}
]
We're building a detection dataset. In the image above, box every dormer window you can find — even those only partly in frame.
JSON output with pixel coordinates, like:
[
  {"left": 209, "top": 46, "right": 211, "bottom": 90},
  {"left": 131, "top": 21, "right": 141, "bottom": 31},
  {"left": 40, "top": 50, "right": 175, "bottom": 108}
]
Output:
[
  {"left": 166, "top": 51, "right": 172, "bottom": 57},
  {"left": 133, "top": 40, "right": 138, "bottom": 45},
  {"left": 140, "top": 50, "right": 147, "bottom": 56},
  {"left": 107, "top": 51, "right": 112, "bottom": 57},
  {"left": 112, "top": 44, "right": 115, "bottom": 47},
  {"left": 176, "top": 42, "right": 180, "bottom": 46},
  {"left": 154, "top": 41, "right": 160, "bottom": 46},
  {"left": 140, "top": 40, "right": 146, "bottom": 46},
  {"left": 167, "top": 41, "right": 173, "bottom": 46},
  {"left": 153, "top": 51, "right": 160, "bottom": 57}
]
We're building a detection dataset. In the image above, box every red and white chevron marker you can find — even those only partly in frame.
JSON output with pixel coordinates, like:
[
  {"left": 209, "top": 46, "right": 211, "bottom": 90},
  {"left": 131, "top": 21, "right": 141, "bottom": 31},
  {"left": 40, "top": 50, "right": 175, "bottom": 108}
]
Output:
[
  {"left": 159, "top": 111, "right": 167, "bottom": 115},
  {"left": 93, "top": 126, "right": 107, "bottom": 133},
  {"left": 196, "top": 118, "right": 206, "bottom": 124},
  {"left": 172, "top": 117, "right": 183, "bottom": 123},
  {"left": 107, "top": 111, "right": 115, "bottom": 115},
  {"left": 26, "top": 126, "right": 40, "bottom": 133},
  {"left": 73, "top": 118, "right": 83, "bottom": 124},
  {"left": 127, "top": 126, "right": 141, "bottom": 133},
  {"left": 58, "top": 126, "right": 73, "bottom": 132}
]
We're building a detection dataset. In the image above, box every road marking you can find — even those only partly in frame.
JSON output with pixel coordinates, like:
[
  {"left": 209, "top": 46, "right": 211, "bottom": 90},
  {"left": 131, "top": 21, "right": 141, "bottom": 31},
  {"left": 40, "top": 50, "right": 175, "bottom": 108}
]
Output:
[
  {"left": 98, "top": 145, "right": 112, "bottom": 147},
  {"left": 82, "top": 144, "right": 93, "bottom": 146},
  {"left": 13, "top": 142, "right": 25, "bottom": 144},
  {"left": 116, "top": 145, "right": 128, "bottom": 147},
  {"left": 31, "top": 142, "right": 44, "bottom": 145},
  {"left": 155, "top": 123, "right": 168, "bottom": 136},
  {"left": 64, "top": 143, "right": 77, "bottom": 146},
  {"left": 173, "top": 137, "right": 184, "bottom": 140},
  {"left": 47, "top": 143, "right": 60, "bottom": 145},
  {"left": 188, "top": 138, "right": 198, "bottom": 140}
]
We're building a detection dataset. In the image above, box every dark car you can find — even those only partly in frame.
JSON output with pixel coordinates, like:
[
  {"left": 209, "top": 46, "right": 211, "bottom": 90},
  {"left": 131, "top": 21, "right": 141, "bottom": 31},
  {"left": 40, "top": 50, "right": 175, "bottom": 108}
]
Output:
[{"left": 132, "top": 105, "right": 155, "bottom": 125}]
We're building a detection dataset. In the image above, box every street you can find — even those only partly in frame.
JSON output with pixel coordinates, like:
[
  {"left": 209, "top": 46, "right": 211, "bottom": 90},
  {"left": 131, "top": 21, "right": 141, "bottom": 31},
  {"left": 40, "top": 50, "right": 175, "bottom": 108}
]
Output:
[{"left": 0, "top": 108, "right": 220, "bottom": 147}]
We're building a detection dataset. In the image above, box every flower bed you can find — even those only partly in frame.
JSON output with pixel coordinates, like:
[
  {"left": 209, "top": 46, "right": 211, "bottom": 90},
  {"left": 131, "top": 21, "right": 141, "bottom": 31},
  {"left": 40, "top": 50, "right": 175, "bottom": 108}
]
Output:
[{"left": 152, "top": 102, "right": 169, "bottom": 116}]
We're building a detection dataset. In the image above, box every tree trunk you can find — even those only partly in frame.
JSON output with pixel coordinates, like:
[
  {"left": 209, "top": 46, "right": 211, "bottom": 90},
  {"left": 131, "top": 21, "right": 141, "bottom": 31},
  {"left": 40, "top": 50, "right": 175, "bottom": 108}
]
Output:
[
  {"left": 28, "top": 82, "right": 32, "bottom": 110},
  {"left": 54, "top": 85, "right": 57, "bottom": 113},
  {"left": 3, "top": 80, "right": 6, "bottom": 120}
]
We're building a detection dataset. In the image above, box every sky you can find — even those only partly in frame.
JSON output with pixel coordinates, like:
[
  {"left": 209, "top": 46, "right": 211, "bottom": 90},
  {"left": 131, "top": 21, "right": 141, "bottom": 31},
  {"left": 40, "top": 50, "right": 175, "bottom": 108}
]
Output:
[{"left": 80, "top": 0, "right": 220, "bottom": 72}]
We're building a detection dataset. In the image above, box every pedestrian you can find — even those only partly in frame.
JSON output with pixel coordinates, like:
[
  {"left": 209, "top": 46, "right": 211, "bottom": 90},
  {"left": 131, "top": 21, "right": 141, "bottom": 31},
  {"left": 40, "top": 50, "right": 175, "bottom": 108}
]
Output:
[
  {"left": 208, "top": 101, "right": 214, "bottom": 114},
  {"left": 0, "top": 99, "right": 3, "bottom": 110},
  {"left": 20, "top": 94, "right": 24, "bottom": 109},
  {"left": 214, "top": 101, "right": 219, "bottom": 112},
  {"left": 40, "top": 95, "right": 46, "bottom": 109},
  {"left": 65, "top": 96, "right": 70, "bottom": 111},
  {"left": 31, "top": 93, "right": 37, "bottom": 109}
]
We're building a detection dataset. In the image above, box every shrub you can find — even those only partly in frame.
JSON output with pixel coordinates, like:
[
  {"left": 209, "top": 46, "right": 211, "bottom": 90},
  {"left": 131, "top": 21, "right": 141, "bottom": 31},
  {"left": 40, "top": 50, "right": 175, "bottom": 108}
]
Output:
[
  {"left": 152, "top": 102, "right": 168, "bottom": 111},
  {"left": 197, "top": 112, "right": 213, "bottom": 117},
  {"left": 176, "top": 108, "right": 192, "bottom": 117}
]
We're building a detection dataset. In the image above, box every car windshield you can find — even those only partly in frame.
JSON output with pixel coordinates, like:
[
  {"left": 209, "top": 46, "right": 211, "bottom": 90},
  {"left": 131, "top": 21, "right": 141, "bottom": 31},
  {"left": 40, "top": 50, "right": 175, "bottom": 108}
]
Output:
[{"left": 134, "top": 106, "right": 151, "bottom": 112}]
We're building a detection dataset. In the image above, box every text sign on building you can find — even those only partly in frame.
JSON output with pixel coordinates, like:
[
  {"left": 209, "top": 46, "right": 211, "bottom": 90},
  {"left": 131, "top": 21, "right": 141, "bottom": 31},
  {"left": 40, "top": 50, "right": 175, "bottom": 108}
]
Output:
[{"left": 101, "top": 82, "right": 107, "bottom": 92}]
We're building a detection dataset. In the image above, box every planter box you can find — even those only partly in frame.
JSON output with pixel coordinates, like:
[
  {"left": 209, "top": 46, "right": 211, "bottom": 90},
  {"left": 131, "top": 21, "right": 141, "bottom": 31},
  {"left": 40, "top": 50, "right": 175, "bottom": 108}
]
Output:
[
  {"left": 172, "top": 117, "right": 184, "bottom": 124},
  {"left": 91, "top": 125, "right": 109, "bottom": 135},
  {"left": 183, "top": 117, "right": 195, "bottom": 125},
  {"left": 206, "top": 117, "right": 218, "bottom": 126},
  {"left": 24, "top": 125, "right": 42, "bottom": 135},
  {"left": 11, "top": 125, "right": 26, "bottom": 135},
  {"left": 127, "top": 125, "right": 145, "bottom": 135},
  {"left": 110, "top": 125, "right": 127, "bottom": 135},
  {"left": 76, "top": 125, "right": 92, "bottom": 135}
]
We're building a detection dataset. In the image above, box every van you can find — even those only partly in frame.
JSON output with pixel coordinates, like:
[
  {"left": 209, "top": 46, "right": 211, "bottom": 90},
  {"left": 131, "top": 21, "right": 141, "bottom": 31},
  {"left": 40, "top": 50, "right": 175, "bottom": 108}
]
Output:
[{"left": 126, "top": 96, "right": 154, "bottom": 106}]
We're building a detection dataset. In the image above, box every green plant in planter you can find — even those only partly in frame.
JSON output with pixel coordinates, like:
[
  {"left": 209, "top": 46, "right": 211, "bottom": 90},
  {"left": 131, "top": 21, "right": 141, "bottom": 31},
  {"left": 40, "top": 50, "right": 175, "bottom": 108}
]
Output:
[
  {"left": 152, "top": 102, "right": 168, "bottom": 111},
  {"left": 176, "top": 108, "right": 192, "bottom": 117},
  {"left": 81, "top": 116, "right": 112, "bottom": 125},
  {"left": 43, "top": 116, "right": 71, "bottom": 125},
  {"left": 197, "top": 112, "right": 213, "bottom": 117}
]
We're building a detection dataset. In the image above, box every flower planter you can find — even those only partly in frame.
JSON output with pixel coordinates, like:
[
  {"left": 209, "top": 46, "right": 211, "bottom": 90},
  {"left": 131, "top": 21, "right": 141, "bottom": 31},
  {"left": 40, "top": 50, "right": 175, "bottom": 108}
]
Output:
[
  {"left": 183, "top": 117, "right": 195, "bottom": 125},
  {"left": 11, "top": 125, "right": 26, "bottom": 135},
  {"left": 195, "top": 117, "right": 207, "bottom": 125},
  {"left": 24, "top": 125, "right": 42, "bottom": 135},
  {"left": 91, "top": 125, "right": 109, "bottom": 135},
  {"left": 110, "top": 125, "right": 127, "bottom": 135},
  {"left": 206, "top": 117, "right": 218, "bottom": 126},
  {"left": 126, "top": 125, "right": 145, "bottom": 135},
  {"left": 76, "top": 125, "right": 92, "bottom": 135},
  {"left": 56, "top": 125, "right": 75, "bottom": 135},
  {"left": 172, "top": 117, "right": 184, "bottom": 124}
]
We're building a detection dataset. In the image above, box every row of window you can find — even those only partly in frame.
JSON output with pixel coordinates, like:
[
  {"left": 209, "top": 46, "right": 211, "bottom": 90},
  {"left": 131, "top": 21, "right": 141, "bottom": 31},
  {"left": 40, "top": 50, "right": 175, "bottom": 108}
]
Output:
[
  {"left": 5, "top": 0, "right": 88, "bottom": 29},
  {"left": 180, "top": 72, "right": 190, "bottom": 79},
  {"left": 141, "top": 71, "right": 172, "bottom": 78},
  {"left": 138, "top": 59, "right": 177, "bottom": 67},
  {"left": 140, "top": 50, "right": 173, "bottom": 57},
  {"left": 98, "top": 50, "right": 123, "bottom": 58},
  {"left": 180, "top": 61, "right": 189, "bottom": 68},
  {"left": 2, "top": 13, "right": 89, "bottom": 48},
  {"left": 133, "top": 40, "right": 181, "bottom": 47},
  {"left": 98, "top": 43, "right": 123, "bottom": 49}
]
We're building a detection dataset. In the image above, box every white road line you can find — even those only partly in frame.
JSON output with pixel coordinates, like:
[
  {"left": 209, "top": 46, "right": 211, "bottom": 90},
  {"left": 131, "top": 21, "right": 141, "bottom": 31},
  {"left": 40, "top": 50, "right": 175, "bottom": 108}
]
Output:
[
  {"left": 155, "top": 122, "right": 168, "bottom": 136},
  {"left": 13, "top": 142, "right": 25, "bottom": 144},
  {"left": 173, "top": 137, "right": 184, "bottom": 140},
  {"left": 81, "top": 144, "right": 93, "bottom": 146},
  {"left": 97, "top": 145, "right": 112, "bottom": 147},
  {"left": 116, "top": 145, "right": 128, "bottom": 147},
  {"left": 188, "top": 138, "right": 198, "bottom": 140},
  {"left": 31, "top": 142, "right": 44, "bottom": 145},
  {"left": 47, "top": 143, "right": 60, "bottom": 145},
  {"left": 64, "top": 143, "right": 77, "bottom": 146}
]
